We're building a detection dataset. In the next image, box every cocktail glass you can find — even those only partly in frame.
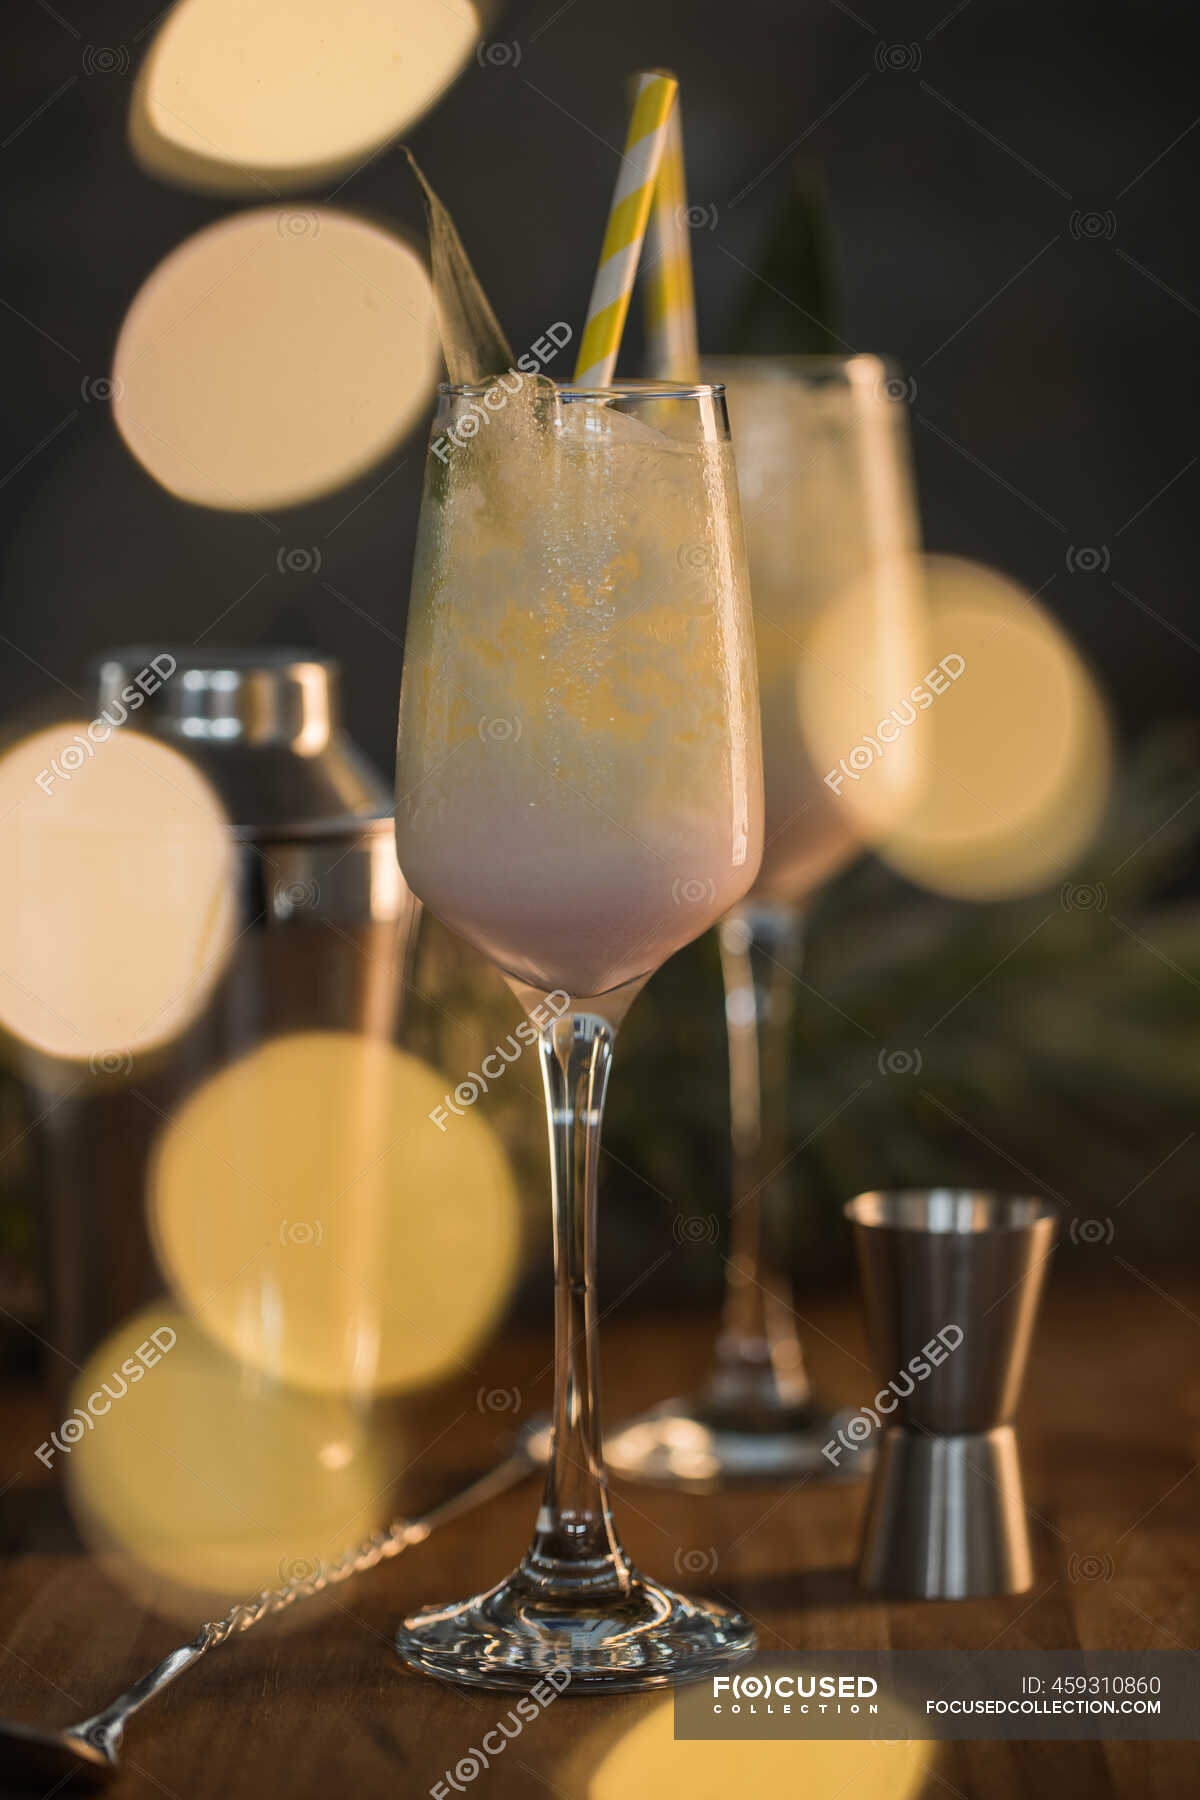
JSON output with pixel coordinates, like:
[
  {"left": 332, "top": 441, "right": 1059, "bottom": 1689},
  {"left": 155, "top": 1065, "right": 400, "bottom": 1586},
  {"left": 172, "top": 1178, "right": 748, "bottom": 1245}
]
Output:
[
  {"left": 605, "top": 355, "right": 924, "bottom": 1487},
  {"left": 393, "top": 378, "right": 763, "bottom": 1689}
]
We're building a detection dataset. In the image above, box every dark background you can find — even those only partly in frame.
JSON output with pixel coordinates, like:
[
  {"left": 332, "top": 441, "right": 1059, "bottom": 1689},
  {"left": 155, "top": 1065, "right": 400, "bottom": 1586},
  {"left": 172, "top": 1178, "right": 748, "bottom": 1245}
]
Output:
[
  {"left": 2, "top": 0, "right": 1199, "bottom": 1319},
  {"left": 2, "top": 0, "right": 1196, "bottom": 754}
]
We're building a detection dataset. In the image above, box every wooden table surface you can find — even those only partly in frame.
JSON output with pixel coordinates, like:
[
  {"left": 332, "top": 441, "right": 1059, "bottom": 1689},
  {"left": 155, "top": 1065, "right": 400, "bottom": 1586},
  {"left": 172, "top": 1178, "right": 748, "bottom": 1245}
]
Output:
[{"left": 1, "top": 1272, "right": 1198, "bottom": 1800}]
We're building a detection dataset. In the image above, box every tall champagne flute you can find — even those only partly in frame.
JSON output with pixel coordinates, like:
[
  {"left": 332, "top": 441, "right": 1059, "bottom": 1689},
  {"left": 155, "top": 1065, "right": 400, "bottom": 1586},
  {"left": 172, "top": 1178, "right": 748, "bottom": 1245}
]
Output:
[
  {"left": 606, "top": 355, "right": 923, "bottom": 1487},
  {"left": 393, "top": 378, "right": 762, "bottom": 1689}
]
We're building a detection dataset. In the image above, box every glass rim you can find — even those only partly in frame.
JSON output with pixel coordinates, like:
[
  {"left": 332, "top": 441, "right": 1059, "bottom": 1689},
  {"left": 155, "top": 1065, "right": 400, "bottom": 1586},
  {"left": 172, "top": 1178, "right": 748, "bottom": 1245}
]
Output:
[
  {"left": 700, "top": 351, "right": 896, "bottom": 379},
  {"left": 436, "top": 377, "right": 726, "bottom": 402}
]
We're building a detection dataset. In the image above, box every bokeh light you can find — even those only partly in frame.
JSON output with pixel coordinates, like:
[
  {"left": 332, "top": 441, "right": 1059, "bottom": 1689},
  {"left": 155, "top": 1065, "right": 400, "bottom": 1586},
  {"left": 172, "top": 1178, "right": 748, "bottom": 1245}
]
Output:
[
  {"left": 113, "top": 207, "right": 439, "bottom": 511},
  {"left": 130, "top": 0, "right": 479, "bottom": 194},
  {"left": 800, "top": 555, "right": 1111, "bottom": 898},
  {"left": 0, "top": 721, "right": 235, "bottom": 1062},
  {"left": 150, "top": 1031, "right": 521, "bottom": 1395},
  {"left": 585, "top": 1696, "right": 932, "bottom": 1799},
  {"left": 795, "top": 550, "right": 931, "bottom": 844},
  {"left": 65, "top": 1303, "right": 390, "bottom": 1612}
]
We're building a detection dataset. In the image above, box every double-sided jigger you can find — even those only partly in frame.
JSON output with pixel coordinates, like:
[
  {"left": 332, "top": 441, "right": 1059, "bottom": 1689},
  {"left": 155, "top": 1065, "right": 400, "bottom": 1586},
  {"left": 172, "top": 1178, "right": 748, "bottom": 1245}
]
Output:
[{"left": 845, "top": 1190, "right": 1057, "bottom": 1599}]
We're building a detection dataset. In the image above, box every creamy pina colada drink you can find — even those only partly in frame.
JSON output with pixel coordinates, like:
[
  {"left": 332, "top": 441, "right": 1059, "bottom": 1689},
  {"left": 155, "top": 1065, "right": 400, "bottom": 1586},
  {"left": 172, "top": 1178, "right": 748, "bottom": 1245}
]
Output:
[
  {"left": 394, "top": 377, "right": 761, "bottom": 1686},
  {"left": 395, "top": 378, "right": 762, "bottom": 1001},
  {"left": 717, "top": 356, "right": 921, "bottom": 902}
]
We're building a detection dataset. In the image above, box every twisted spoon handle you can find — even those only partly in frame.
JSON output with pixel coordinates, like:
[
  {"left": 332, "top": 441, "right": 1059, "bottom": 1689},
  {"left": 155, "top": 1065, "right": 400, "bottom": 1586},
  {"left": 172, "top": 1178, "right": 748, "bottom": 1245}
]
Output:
[
  {"left": 202, "top": 1518, "right": 410, "bottom": 1648},
  {"left": 76, "top": 1442, "right": 537, "bottom": 1752}
]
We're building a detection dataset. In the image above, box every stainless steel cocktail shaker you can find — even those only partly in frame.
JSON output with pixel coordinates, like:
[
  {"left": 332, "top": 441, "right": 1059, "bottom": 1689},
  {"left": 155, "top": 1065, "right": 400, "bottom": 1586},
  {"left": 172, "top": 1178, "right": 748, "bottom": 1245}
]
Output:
[{"left": 26, "top": 648, "right": 417, "bottom": 1378}]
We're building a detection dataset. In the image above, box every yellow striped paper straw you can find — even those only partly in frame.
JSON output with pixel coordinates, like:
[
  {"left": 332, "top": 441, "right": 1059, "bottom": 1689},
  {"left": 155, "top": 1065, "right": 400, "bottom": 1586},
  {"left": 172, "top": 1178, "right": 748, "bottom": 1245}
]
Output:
[
  {"left": 573, "top": 71, "right": 679, "bottom": 388},
  {"left": 644, "top": 93, "right": 699, "bottom": 381}
]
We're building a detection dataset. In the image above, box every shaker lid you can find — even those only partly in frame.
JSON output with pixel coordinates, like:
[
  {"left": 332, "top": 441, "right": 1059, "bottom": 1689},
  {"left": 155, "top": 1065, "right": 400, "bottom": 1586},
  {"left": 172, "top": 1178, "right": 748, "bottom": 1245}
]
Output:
[{"left": 91, "top": 647, "right": 391, "bottom": 837}]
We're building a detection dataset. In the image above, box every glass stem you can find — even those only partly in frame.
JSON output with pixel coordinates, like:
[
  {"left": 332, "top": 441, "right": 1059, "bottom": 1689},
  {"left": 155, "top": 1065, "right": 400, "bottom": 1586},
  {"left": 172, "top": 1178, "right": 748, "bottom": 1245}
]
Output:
[
  {"left": 524, "top": 1010, "right": 628, "bottom": 1596},
  {"left": 708, "top": 902, "right": 813, "bottom": 1420}
]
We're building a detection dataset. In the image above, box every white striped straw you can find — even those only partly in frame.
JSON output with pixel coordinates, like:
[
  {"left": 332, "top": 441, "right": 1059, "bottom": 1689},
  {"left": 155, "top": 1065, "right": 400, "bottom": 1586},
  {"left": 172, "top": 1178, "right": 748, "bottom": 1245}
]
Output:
[
  {"left": 573, "top": 71, "right": 679, "bottom": 389},
  {"left": 643, "top": 93, "right": 699, "bottom": 381}
]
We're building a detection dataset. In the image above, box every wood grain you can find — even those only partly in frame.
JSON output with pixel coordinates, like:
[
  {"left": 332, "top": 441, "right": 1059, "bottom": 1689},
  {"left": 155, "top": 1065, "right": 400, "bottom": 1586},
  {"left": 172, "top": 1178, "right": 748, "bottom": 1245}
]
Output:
[{"left": 1, "top": 1274, "right": 1197, "bottom": 1798}]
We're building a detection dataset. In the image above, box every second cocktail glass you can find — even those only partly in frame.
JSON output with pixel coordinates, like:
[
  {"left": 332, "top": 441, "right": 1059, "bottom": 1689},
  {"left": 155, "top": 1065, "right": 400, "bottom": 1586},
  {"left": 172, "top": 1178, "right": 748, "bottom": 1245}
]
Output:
[
  {"left": 393, "top": 378, "right": 763, "bottom": 1689},
  {"left": 606, "top": 355, "right": 924, "bottom": 1487}
]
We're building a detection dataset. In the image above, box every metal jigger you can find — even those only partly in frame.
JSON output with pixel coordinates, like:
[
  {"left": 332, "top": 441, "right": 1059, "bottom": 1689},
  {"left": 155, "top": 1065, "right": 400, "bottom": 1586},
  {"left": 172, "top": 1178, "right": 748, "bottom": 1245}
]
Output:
[{"left": 845, "top": 1190, "right": 1056, "bottom": 1599}]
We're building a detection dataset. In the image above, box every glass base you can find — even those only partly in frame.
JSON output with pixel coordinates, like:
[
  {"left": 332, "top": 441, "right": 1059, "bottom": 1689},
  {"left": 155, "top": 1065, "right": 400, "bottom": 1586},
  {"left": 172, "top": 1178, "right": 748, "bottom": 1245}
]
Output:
[
  {"left": 395, "top": 1561, "right": 755, "bottom": 1693},
  {"left": 603, "top": 1397, "right": 873, "bottom": 1490}
]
